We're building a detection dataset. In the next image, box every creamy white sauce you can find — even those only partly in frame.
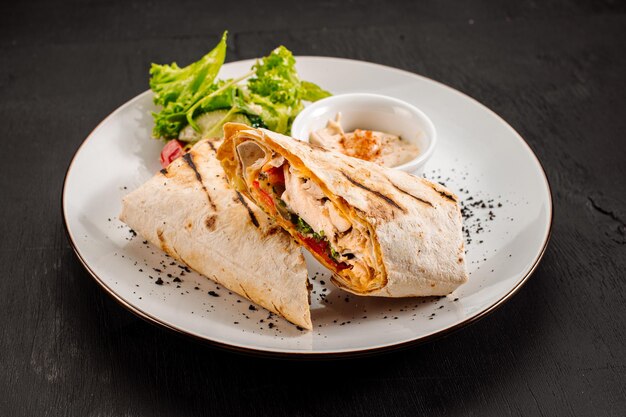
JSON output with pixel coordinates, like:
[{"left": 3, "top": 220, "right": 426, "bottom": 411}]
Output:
[{"left": 309, "top": 114, "right": 420, "bottom": 167}]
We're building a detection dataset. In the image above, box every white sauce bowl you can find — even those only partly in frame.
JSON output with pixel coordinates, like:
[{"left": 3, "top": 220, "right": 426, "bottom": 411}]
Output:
[{"left": 291, "top": 93, "right": 437, "bottom": 174}]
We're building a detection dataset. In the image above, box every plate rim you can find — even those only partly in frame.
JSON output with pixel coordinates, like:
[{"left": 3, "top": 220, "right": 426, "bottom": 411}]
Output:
[{"left": 62, "top": 56, "right": 554, "bottom": 358}]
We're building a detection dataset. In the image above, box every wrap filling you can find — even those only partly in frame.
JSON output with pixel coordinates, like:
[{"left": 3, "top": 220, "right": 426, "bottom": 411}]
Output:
[{"left": 235, "top": 139, "right": 385, "bottom": 293}]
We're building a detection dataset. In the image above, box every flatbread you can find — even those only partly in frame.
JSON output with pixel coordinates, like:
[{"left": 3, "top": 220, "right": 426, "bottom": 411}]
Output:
[
  {"left": 120, "top": 139, "right": 312, "bottom": 329},
  {"left": 218, "top": 123, "right": 468, "bottom": 297}
]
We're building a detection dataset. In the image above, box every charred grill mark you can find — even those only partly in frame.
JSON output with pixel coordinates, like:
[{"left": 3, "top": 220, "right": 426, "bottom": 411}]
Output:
[
  {"left": 436, "top": 189, "right": 457, "bottom": 203},
  {"left": 389, "top": 182, "right": 434, "bottom": 207},
  {"left": 182, "top": 152, "right": 217, "bottom": 211},
  {"left": 205, "top": 215, "right": 217, "bottom": 230},
  {"left": 157, "top": 228, "right": 174, "bottom": 258},
  {"left": 342, "top": 172, "right": 406, "bottom": 212},
  {"left": 264, "top": 226, "right": 280, "bottom": 237},
  {"left": 428, "top": 183, "right": 457, "bottom": 203},
  {"left": 206, "top": 141, "right": 217, "bottom": 152},
  {"left": 235, "top": 191, "right": 260, "bottom": 228},
  {"left": 182, "top": 153, "right": 201, "bottom": 181}
]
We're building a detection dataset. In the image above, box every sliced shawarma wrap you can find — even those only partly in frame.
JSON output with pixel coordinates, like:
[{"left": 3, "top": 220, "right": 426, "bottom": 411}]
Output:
[
  {"left": 120, "top": 139, "right": 312, "bottom": 329},
  {"left": 218, "top": 123, "right": 468, "bottom": 297}
]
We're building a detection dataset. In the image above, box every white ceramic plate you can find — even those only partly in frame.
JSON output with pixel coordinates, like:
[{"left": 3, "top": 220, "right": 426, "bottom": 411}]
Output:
[{"left": 63, "top": 57, "right": 552, "bottom": 357}]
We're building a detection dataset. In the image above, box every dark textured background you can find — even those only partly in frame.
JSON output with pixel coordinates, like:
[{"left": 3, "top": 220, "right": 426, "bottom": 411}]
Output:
[{"left": 1, "top": 1, "right": 625, "bottom": 416}]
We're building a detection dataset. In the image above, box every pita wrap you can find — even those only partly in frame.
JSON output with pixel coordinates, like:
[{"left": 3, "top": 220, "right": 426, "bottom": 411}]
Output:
[
  {"left": 120, "top": 139, "right": 312, "bottom": 329},
  {"left": 218, "top": 123, "right": 468, "bottom": 297}
]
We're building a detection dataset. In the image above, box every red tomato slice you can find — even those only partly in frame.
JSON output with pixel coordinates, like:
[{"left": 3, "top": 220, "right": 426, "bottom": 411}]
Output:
[
  {"left": 298, "top": 234, "right": 351, "bottom": 271},
  {"left": 300, "top": 235, "right": 328, "bottom": 258},
  {"left": 253, "top": 180, "right": 275, "bottom": 211},
  {"left": 263, "top": 165, "right": 285, "bottom": 184},
  {"left": 160, "top": 140, "right": 185, "bottom": 168}
]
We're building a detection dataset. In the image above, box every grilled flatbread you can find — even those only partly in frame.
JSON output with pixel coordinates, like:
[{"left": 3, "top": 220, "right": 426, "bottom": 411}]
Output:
[
  {"left": 218, "top": 123, "right": 468, "bottom": 297},
  {"left": 120, "top": 139, "right": 312, "bottom": 329}
]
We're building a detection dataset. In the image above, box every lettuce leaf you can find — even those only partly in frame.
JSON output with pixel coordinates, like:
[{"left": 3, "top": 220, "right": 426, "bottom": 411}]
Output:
[
  {"left": 245, "top": 46, "right": 330, "bottom": 133},
  {"left": 300, "top": 80, "right": 332, "bottom": 102},
  {"left": 149, "top": 34, "right": 331, "bottom": 141},
  {"left": 150, "top": 31, "right": 228, "bottom": 139},
  {"left": 248, "top": 46, "right": 301, "bottom": 107}
]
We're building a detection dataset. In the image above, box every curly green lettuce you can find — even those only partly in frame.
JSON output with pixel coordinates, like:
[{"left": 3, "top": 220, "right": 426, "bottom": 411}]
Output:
[
  {"left": 149, "top": 33, "right": 331, "bottom": 141},
  {"left": 150, "top": 31, "right": 228, "bottom": 139},
  {"left": 244, "top": 46, "right": 330, "bottom": 133}
]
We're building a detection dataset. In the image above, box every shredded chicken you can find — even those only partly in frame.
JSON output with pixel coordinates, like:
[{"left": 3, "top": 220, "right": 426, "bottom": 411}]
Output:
[
  {"left": 282, "top": 166, "right": 337, "bottom": 237},
  {"left": 240, "top": 149, "right": 382, "bottom": 291},
  {"left": 326, "top": 201, "right": 351, "bottom": 233},
  {"left": 280, "top": 164, "right": 373, "bottom": 271}
]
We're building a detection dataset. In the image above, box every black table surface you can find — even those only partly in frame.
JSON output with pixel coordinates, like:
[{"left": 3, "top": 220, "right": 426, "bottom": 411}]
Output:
[{"left": 2, "top": 1, "right": 625, "bottom": 415}]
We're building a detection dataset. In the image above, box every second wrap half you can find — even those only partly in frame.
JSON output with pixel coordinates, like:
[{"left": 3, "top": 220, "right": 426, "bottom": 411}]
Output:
[{"left": 218, "top": 123, "right": 468, "bottom": 297}]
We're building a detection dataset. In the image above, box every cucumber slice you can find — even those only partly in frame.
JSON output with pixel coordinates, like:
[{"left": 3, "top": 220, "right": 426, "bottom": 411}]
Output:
[{"left": 179, "top": 110, "right": 251, "bottom": 142}]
